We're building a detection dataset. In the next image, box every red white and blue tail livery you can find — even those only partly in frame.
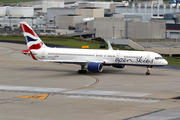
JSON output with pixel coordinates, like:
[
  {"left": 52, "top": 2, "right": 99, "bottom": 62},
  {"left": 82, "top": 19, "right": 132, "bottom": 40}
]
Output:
[
  {"left": 20, "top": 22, "right": 168, "bottom": 75},
  {"left": 20, "top": 22, "right": 47, "bottom": 54}
]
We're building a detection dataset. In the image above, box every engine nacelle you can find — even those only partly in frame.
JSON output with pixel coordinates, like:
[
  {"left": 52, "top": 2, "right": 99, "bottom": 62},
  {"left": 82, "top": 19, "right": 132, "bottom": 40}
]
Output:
[
  {"left": 112, "top": 65, "right": 126, "bottom": 68},
  {"left": 87, "top": 63, "right": 103, "bottom": 72}
]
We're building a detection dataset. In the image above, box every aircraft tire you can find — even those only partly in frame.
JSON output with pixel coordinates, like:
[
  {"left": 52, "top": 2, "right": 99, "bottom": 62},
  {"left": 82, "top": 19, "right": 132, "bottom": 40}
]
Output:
[
  {"left": 78, "top": 70, "right": 87, "bottom": 74},
  {"left": 146, "top": 72, "right": 150, "bottom": 75}
]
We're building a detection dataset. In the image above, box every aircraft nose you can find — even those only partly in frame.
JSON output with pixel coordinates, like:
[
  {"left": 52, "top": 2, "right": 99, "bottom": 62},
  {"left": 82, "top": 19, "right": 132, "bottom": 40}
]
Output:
[{"left": 164, "top": 59, "right": 168, "bottom": 65}]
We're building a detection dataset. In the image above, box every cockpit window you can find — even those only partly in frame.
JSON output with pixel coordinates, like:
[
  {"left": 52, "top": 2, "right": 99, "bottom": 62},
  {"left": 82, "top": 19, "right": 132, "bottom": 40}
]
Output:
[{"left": 155, "top": 57, "right": 164, "bottom": 60}]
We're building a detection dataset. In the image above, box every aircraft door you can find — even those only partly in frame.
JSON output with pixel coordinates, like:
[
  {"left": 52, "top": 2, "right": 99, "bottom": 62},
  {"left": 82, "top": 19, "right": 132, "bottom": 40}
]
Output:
[
  {"left": 41, "top": 50, "right": 45, "bottom": 58},
  {"left": 147, "top": 54, "right": 152, "bottom": 60},
  {"left": 147, "top": 54, "right": 153, "bottom": 64},
  {"left": 96, "top": 53, "right": 98, "bottom": 58},
  {"left": 117, "top": 52, "right": 121, "bottom": 58}
]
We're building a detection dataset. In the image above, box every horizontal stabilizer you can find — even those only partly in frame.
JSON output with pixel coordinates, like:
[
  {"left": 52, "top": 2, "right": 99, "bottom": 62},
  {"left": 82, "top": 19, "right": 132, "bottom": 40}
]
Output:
[{"left": 21, "top": 49, "right": 30, "bottom": 55}]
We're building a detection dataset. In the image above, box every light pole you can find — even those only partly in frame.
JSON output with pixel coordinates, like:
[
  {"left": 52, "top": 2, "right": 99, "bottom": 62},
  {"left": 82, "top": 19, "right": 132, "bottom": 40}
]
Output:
[
  {"left": 112, "top": 27, "right": 115, "bottom": 38},
  {"left": 54, "top": 16, "right": 56, "bottom": 33},
  {"left": 9, "top": 15, "right": 11, "bottom": 27},
  {"left": 165, "top": 31, "right": 168, "bottom": 39},
  {"left": 32, "top": 17, "right": 33, "bottom": 27},
  {"left": 125, "top": 19, "right": 132, "bottom": 39},
  {"left": 120, "top": 30, "right": 123, "bottom": 38}
]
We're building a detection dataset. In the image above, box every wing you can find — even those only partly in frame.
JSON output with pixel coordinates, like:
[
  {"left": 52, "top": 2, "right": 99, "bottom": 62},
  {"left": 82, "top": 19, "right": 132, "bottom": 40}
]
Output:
[
  {"left": 29, "top": 50, "right": 104, "bottom": 64},
  {"left": 42, "top": 59, "right": 104, "bottom": 64}
]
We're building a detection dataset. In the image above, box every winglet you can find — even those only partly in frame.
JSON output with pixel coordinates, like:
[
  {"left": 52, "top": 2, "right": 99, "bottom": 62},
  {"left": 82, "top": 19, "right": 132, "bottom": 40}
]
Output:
[{"left": 107, "top": 41, "right": 113, "bottom": 50}]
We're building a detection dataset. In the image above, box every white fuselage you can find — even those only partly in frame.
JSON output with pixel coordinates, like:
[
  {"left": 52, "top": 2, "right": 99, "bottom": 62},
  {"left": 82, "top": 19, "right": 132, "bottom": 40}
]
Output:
[
  {"left": 20, "top": 21, "right": 168, "bottom": 74},
  {"left": 31, "top": 47, "right": 168, "bottom": 66}
]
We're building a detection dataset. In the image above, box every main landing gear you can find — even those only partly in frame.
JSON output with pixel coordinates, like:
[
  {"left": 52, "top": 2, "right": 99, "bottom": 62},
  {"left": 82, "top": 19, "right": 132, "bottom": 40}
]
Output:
[
  {"left": 78, "top": 70, "right": 87, "bottom": 74},
  {"left": 78, "top": 65, "right": 87, "bottom": 74},
  {"left": 146, "top": 66, "right": 152, "bottom": 75}
]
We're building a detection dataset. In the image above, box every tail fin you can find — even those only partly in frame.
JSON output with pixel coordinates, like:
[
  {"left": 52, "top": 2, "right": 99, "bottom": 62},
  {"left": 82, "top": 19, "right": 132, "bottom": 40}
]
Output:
[{"left": 20, "top": 22, "right": 47, "bottom": 50}]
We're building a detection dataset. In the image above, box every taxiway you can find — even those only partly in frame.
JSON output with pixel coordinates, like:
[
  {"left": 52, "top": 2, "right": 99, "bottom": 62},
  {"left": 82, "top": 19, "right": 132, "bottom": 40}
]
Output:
[{"left": 0, "top": 42, "right": 180, "bottom": 120}]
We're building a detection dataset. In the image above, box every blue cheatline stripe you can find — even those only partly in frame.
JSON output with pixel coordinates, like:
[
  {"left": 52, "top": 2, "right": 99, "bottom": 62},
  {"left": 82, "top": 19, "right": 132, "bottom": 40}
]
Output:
[{"left": 25, "top": 36, "right": 38, "bottom": 43}]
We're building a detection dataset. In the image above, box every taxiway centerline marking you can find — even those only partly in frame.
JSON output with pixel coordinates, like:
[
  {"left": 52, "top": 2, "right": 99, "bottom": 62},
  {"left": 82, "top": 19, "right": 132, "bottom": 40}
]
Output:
[{"left": 50, "top": 75, "right": 99, "bottom": 95}]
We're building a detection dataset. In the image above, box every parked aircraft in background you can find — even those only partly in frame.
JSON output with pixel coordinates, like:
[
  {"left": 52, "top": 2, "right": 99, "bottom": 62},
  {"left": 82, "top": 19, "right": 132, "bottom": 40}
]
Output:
[
  {"left": 20, "top": 22, "right": 168, "bottom": 75},
  {"left": 169, "top": 0, "right": 180, "bottom": 4},
  {"left": 169, "top": 0, "right": 180, "bottom": 7}
]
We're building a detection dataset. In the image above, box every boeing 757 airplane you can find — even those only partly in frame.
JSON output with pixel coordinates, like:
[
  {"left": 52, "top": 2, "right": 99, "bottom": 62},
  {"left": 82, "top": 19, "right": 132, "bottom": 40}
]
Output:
[{"left": 20, "top": 22, "right": 168, "bottom": 75}]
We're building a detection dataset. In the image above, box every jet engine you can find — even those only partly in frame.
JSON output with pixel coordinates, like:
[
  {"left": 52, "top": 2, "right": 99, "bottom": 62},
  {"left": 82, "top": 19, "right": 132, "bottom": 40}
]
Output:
[
  {"left": 87, "top": 63, "right": 103, "bottom": 72},
  {"left": 112, "top": 65, "right": 126, "bottom": 68}
]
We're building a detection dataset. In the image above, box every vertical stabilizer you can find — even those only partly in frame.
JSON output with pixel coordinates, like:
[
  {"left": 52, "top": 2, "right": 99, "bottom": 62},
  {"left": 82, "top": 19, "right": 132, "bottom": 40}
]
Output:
[{"left": 20, "top": 22, "right": 47, "bottom": 50}]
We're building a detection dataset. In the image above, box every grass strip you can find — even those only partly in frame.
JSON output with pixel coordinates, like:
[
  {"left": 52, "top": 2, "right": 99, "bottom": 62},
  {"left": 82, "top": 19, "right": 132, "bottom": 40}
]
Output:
[
  {"left": 163, "top": 56, "right": 180, "bottom": 66},
  {"left": 0, "top": 35, "right": 107, "bottom": 49}
]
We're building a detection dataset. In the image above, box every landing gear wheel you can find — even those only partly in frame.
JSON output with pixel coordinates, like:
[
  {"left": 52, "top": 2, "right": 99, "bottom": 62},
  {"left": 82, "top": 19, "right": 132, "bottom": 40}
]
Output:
[
  {"left": 78, "top": 70, "right": 87, "bottom": 74},
  {"left": 146, "top": 66, "right": 152, "bottom": 75},
  {"left": 78, "top": 65, "right": 87, "bottom": 74},
  {"left": 146, "top": 72, "right": 150, "bottom": 75}
]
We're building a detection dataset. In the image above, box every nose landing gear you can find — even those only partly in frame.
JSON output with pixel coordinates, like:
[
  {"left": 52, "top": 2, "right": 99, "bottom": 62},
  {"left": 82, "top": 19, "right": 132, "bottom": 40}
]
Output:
[{"left": 146, "top": 66, "right": 152, "bottom": 75}]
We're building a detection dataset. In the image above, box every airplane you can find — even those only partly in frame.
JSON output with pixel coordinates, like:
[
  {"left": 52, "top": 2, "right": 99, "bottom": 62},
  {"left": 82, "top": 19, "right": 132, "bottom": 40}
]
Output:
[
  {"left": 169, "top": 0, "right": 180, "bottom": 7},
  {"left": 169, "top": 0, "right": 180, "bottom": 4},
  {"left": 20, "top": 22, "right": 168, "bottom": 75}
]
